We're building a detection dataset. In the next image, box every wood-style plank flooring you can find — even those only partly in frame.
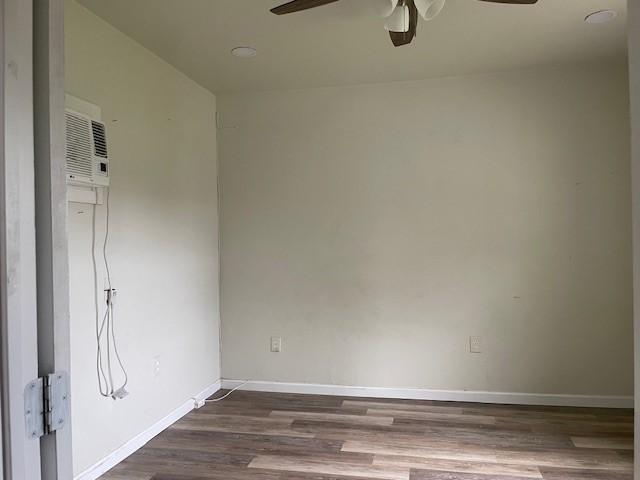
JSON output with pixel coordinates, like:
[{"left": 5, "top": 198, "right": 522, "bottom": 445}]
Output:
[{"left": 101, "top": 391, "right": 633, "bottom": 480}]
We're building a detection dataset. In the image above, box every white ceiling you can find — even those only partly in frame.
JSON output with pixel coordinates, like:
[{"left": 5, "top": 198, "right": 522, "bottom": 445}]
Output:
[{"left": 76, "top": 0, "right": 628, "bottom": 93}]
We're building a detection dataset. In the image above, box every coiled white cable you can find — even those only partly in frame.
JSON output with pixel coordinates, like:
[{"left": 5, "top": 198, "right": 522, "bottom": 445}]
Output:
[{"left": 92, "top": 187, "right": 129, "bottom": 399}]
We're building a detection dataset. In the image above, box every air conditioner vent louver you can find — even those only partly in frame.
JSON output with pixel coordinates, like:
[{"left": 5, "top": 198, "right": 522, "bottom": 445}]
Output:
[
  {"left": 64, "top": 101, "right": 110, "bottom": 187},
  {"left": 65, "top": 112, "right": 93, "bottom": 178},
  {"left": 91, "top": 121, "right": 108, "bottom": 158}
]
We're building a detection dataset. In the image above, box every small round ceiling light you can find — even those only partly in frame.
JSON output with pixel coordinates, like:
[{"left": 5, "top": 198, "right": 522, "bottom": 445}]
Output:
[
  {"left": 231, "top": 46, "right": 257, "bottom": 58},
  {"left": 585, "top": 10, "right": 617, "bottom": 24}
]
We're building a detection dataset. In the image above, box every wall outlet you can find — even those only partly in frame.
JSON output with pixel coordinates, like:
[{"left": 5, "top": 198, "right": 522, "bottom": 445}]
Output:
[
  {"left": 153, "top": 355, "right": 161, "bottom": 376},
  {"left": 270, "top": 336, "right": 282, "bottom": 353},
  {"left": 193, "top": 398, "right": 205, "bottom": 409},
  {"left": 469, "top": 336, "right": 482, "bottom": 354}
]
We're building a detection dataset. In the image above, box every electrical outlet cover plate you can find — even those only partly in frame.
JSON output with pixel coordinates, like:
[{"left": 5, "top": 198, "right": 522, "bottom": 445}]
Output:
[
  {"left": 153, "top": 356, "right": 161, "bottom": 376},
  {"left": 270, "top": 336, "right": 282, "bottom": 353},
  {"left": 469, "top": 336, "right": 482, "bottom": 353}
]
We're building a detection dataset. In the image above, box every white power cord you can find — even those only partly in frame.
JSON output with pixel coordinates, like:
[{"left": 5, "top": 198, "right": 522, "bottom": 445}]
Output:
[
  {"left": 205, "top": 381, "right": 249, "bottom": 403},
  {"left": 92, "top": 201, "right": 109, "bottom": 397},
  {"left": 92, "top": 187, "right": 129, "bottom": 400}
]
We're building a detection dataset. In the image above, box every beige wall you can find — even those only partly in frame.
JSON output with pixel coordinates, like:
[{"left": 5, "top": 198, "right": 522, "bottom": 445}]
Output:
[
  {"left": 65, "top": 1, "right": 220, "bottom": 475},
  {"left": 219, "top": 64, "right": 632, "bottom": 397}
]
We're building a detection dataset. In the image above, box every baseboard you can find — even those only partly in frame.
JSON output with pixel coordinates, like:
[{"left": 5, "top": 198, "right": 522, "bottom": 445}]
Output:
[
  {"left": 74, "top": 379, "right": 221, "bottom": 480},
  {"left": 221, "top": 379, "right": 633, "bottom": 409}
]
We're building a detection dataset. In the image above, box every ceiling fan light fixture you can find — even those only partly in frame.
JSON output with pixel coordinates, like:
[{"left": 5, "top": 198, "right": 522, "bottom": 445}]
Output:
[
  {"left": 269, "top": 0, "right": 540, "bottom": 48},
  {"left": 384, "top": 5, "right": 410, "bottom": 33},
  {"left": 373, "top": 0, "right": 399, "bottom": 18},
  {"left": 414, "top": 0, "right": 446, "bottom": 21}
]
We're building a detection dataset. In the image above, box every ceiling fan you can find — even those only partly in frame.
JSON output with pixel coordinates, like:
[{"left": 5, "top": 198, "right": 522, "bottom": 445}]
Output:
[{"left": 270, "top": 0, "right": 538, "bottom": 47}]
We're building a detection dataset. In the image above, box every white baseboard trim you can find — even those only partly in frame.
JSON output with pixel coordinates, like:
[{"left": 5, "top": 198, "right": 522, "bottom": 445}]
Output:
[
  {"left": 74, "top": 380, "right": 221, "bottom": 480},
  {"left": 221, "top": 379, "right": 633, "bottom": 409}
]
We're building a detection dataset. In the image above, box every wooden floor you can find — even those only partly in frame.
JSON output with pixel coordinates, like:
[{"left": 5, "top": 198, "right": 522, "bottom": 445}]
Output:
[{"left": 102, "top": 390, "right": 634, "bottom": 480}]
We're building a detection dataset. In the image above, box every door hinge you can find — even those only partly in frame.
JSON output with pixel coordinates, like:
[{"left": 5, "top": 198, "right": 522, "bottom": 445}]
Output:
[{"left": 24, "top": 371, "right": 70, "bottom": 439}]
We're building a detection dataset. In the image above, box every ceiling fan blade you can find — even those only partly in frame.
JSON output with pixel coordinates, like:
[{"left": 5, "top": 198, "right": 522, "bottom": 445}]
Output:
[
  {"left": 389, "top": 0, "right": 418, "bottom": 46},
  {"left": 270, "top": 0, "right": 340, "bottom": 15},
  {"left": 477, "top": 0, "right": 537, "bottom": 3}
]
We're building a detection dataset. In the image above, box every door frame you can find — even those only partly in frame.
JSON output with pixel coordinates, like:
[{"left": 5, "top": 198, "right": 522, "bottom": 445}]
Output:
[
  {"left": 33, "top": 0, "right": 72, "bottom": 478},
  {"left": 1, "top": 0, "right": 43, "bottom": 478},
  {"left": 1, "top": 0, "right": 71, "bottom": 478},
  {"left": 629, "top": 1, "right": 640, "bottom": 479}
]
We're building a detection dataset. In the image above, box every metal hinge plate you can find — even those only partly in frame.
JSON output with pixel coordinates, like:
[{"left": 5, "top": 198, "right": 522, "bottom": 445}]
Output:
[{"left": 24, "top": 371, "right": 69, "bottom": 439}]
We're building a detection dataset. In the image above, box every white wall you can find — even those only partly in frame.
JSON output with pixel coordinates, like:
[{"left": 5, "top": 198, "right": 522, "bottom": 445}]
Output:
[
  {"left": 65, "top": 1, "right": 220, "bottom": 475},
  {"left": 218, "top": 63, "right": 632, "bottom": 399}
]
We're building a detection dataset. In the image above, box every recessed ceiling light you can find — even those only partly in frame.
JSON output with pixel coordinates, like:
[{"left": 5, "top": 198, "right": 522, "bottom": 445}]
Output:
[
  {"left": 231, "top": 47, "right": 257, "bottom": 58},
  {"left": 585, "top": 10, "right": 617, "bottom": 24}
]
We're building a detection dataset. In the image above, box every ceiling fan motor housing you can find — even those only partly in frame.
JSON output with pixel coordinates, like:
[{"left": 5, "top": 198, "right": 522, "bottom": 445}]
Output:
[{"left": 271, "top": 0, "right": 539, "bottom": 47}]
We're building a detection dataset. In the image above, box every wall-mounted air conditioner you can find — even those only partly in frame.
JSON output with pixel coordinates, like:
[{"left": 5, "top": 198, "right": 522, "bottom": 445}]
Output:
[{"left": 65, "top": 104, "right": 110, "bottom": 187}]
